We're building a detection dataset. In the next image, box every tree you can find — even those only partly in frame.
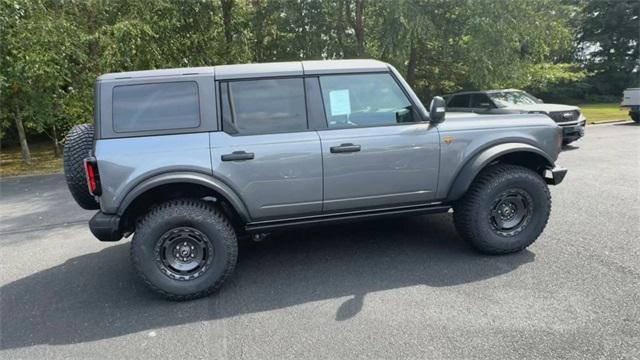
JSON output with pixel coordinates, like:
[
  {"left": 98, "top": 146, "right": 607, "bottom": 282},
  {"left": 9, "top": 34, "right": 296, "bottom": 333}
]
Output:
[
  {"left": 0, "top": 0, "right": 590, "bottom": 164},
  {"left": 579, "top": 0, "right": 640, "bottom": 95},
  {"left": 1, "top": 0, "right": 86, "bottom": 161}
]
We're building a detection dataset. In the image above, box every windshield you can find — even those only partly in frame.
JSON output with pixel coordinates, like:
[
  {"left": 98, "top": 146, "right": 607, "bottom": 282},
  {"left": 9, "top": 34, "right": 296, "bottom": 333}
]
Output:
[{"left": 488, "top": 91, "right": 540, "bottom": 107}]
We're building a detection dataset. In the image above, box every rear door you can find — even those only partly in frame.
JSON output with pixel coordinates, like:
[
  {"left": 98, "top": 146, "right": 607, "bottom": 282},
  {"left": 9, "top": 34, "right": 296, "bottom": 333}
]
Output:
[
  {"left": 210, "top": 77, "right": 323, "bottom": 220},
  {"left": 315, "top": 73, "right": 440, "bottom": 212}
]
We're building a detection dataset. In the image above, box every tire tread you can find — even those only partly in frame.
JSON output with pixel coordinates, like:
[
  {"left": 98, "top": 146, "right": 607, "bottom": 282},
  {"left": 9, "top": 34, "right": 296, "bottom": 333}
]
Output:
[
  {"left": 453, "top": 164, "right": 551, "bottom": 254},
  {"left": 63, "top": 124, "right": 99, "bottom": 210},
  {"left": 131, "top": 199, "right": 237, "bottom": 301}
]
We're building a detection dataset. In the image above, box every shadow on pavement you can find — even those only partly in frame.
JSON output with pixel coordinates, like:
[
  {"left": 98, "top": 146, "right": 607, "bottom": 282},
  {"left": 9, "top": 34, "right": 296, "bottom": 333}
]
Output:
[
  {"left": 0, "top": 174, "right": 92, "bottom": 235},
  {"left": 561, "top": 144, "right": 580, "bottom": 152},
  {"left": 0, "top": 214, "right": 534, "bottom": 350}
]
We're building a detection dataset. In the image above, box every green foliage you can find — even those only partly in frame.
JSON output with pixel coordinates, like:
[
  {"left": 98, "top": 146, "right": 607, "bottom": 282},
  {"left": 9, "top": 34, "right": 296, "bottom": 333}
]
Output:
[
  {"left": 366, "top": 0, "right": 582, "bottom": 99},
  {"left": 579, "top": 0, "right": 640, "bottom": 95},
  {"left": 1, "top": 0, "right": 88, "bottom": 148},
  {"left": 0, "top": 0, "right": 624, "bottom": 153}
]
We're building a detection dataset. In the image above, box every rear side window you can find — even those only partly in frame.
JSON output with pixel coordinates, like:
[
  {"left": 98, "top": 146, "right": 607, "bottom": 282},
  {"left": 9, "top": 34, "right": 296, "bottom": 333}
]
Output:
[
  {"left": 112, "top": 82, "right": 200, "bottom": 133},
  {"left": 319, "top": 73, "right": 417, "bottom": 128},
  {"left": 448, "top": 94, "right": 470, "bottom": 108},
  {"left": 221, "top": 78, "right": 307, "bottom": 135}
]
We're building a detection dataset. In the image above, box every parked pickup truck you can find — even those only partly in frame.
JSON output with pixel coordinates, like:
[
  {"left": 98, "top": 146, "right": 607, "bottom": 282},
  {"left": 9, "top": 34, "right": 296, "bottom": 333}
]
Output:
[
  {"left": 64, "top": 60, "right": 567, "bottom": 300},
  {"left": 621, "top": 88, "right": 640, "bottom": 123},
  {"left": 446, "top": 89, "right": 586, "bottom": 145}
]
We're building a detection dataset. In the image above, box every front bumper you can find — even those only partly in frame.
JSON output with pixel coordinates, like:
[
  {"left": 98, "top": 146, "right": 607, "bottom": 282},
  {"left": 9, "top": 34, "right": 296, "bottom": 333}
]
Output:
[
  {"left": 560, "top": 120, "right": 585, "bottom": 142},
  {"left": 89, "top": 212, "right": 122, "bottom": 242},
  {"left": 545, "top": 166, "right": 568, "bottom": 185}
]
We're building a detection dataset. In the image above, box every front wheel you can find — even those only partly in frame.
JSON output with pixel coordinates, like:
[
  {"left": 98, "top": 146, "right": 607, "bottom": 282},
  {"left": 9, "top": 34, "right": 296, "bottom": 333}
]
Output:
[
  {"left": 453, "top": 164, "right": 551, "bottom": 254},
  {"left": 131, "top": 199, "right": 238, "bottom": 300}
]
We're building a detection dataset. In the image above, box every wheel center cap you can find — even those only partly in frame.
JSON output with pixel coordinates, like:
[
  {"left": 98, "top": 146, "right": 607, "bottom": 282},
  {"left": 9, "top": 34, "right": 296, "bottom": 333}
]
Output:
[
  {"left": 500, "top": 203, "right": 516, "bottom": 218},
  {"left": 174, "top": 241, "right": 196, "bottom": 261},
  {"left": 180, "top": 246, "right": 190, "bottom": 257}
]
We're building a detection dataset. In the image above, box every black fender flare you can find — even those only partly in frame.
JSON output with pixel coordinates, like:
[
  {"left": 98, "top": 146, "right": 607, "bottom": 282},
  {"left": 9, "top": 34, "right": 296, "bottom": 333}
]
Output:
[
  {"left": 116, "top": 171, "right": 251, "bottom": 222},
  {"left": 446, "top": 143, "right": 554, "bottom": 202}
]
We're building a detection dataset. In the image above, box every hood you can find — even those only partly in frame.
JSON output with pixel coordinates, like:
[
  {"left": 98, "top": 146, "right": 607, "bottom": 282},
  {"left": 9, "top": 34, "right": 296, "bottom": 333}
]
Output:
[
  {"left": 439, "top": 112, "right": 557, "bottom": 132},
  {"left": 502, "top": 103, "right": 580, "bottom": 113}
]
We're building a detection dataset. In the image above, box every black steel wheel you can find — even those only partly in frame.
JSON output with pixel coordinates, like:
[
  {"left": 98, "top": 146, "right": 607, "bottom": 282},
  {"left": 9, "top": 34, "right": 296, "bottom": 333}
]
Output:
[
  {"left": 453, "top": 164, "right": 551, "bottom": 254},
  {"left": 489, "top": 189, "right": 533, "bottom": 237},
  {"left": 131, "top": 199, "right": 237, "bottom": 301},
  {"left": 155, "top": 227, "right": 215, "bottom": 281}
]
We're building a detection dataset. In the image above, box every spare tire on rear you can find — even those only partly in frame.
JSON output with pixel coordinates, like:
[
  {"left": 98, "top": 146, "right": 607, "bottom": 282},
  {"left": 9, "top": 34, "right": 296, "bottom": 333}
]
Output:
[{"left": 63, "top": 124, "right": 100, "bottom": 210}]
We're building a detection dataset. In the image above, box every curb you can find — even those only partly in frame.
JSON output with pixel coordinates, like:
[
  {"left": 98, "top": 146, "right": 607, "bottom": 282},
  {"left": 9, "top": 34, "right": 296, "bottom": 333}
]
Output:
[{"left": 587, "top": 119, "right": 633, "bottom": 126}]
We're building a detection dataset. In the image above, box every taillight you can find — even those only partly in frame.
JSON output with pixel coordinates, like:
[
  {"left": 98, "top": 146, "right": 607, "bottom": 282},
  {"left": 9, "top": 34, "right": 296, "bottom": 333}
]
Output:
[{"left": 84, "top": 157, "right": 102, "bottom": 196}]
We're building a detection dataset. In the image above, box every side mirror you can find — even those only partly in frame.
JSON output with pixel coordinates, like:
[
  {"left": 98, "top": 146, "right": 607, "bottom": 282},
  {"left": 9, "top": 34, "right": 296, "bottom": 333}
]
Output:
[
  {"left": 478, "top": 102, "right": 492, "bottom": 109},
  {"left": 429, "top": 96, "right": 446, "bottom": 123}
]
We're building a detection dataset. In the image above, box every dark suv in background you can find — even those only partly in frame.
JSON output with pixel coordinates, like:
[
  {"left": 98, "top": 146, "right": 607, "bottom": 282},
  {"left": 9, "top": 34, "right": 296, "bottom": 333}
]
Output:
[{"left": 446, "top": 89, "right": 586, "bottom": 145}]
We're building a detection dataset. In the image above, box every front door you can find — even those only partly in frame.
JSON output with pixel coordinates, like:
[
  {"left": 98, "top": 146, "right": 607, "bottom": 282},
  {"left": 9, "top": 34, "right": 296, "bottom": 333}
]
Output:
[
  {"left": 315, "top": 73, "right": 440, "bottom": 212},
  {"left": 210, "top": 77, "right": 322, "bottom": 220}
]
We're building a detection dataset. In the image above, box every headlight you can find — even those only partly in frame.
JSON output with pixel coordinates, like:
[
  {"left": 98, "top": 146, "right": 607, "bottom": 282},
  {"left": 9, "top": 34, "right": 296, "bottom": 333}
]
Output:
[{"left": 528, "top": 111, "right": 547, "bottom": 115}]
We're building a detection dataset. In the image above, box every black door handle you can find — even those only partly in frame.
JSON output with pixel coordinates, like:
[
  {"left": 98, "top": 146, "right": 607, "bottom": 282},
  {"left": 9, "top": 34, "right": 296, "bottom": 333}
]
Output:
[
  {"left": 330, "top": 143, "right": 361, "bottom": 153},
  {"left": 221, "top": 151, "right": 255, "bottom": 161}
]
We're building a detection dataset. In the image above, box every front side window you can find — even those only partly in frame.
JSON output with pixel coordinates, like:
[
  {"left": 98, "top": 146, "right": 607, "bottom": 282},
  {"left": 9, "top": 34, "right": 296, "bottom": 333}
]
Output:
[
  {"left": 113, "top": 82, "right": 200, "bottom": 133},
  {"left": 221, "top": 78, "right": 307, "bottom": 135},
  {"left": 488, "top": 90, "right": 540, "bottom": 107},
  {"left": 319, "top": 73, "right": 418, "bottom": 128},
  {"left": 470, "top": 94, "right": 494, "bottom": 108}
]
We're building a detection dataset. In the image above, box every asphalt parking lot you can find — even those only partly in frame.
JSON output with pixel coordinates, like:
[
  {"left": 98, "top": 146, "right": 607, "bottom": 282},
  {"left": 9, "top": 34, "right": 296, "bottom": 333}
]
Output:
[{"left": 1, "top": 122, "right": 638, "bottom": 359}]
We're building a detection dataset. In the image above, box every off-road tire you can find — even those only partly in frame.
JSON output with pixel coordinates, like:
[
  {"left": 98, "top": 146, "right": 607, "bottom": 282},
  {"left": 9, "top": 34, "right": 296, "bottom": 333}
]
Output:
[
  {"left": 453, "top": 164, "right": 551, "bottom": 254},
  {"left": 131, "top": 199, "right": 238, "bottom": 301},
  {"left": 63, "top": 124, "right": 99, "bottom": 210}
]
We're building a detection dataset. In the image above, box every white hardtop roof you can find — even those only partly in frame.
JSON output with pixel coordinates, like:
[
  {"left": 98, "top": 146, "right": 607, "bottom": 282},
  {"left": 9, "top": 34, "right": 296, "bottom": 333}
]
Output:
[{"left": 98, "top": 59, "right": 389, "bottom": 81}]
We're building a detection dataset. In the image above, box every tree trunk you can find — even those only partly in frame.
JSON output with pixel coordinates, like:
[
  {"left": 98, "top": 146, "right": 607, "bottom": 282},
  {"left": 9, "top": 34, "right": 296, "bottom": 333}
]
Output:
[
  {"left": 221, "top": 0, "right": 234, "bottom": 60},
  {"left": 14, "top": 105, "right": 31, "bottom": 165},
  {"left": 252, "top": 0, "right": 264, "bottom": 62},
  {"left": 406, "top": 39, "right": 418, "bottom": 88},
  {"left": 52, "top": 124, "right": 61, "bottom": 157},
  {"left": 352, "top": 0, "right": 366, "bottom": 57},
  {"left": 335, "top": 0, "right": 347, "bottom": 57}
]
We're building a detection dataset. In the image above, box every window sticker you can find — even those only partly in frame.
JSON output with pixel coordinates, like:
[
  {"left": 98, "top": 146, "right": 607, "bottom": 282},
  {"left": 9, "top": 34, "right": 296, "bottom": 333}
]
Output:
[{"left": 329, "top": 89, "right": 351, "bottom": 116}]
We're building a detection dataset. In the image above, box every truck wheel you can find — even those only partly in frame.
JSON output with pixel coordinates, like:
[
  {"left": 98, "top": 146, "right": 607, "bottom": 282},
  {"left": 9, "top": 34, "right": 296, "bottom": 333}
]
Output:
[
  {"left": 131, "top": 199, "right": 238, "bottom": 300},
  {"left": 453, "top": 164, "right": 551, "bottom": 254},
  {"left": 631, "top": 111, "right": 640, "bottom": 123},
  {"left": 63, "top": 124, "right": 100, "bottom": 210}
]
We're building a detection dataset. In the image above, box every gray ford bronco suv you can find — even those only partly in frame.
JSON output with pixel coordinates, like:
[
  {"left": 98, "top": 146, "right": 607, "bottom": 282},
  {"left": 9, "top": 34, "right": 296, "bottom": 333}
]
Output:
[{"left": 63, "top": 60, "right": 567, "bottom": 300}]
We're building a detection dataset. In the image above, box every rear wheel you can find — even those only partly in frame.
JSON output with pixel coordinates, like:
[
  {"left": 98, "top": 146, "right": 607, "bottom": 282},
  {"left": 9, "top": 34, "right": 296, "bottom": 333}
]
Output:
[
  {"left": 453, "top": 164, "right": 551, "bottom": 254},
  {"left": 131, "top": 199, "right": 238, "bottom": 300}
]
